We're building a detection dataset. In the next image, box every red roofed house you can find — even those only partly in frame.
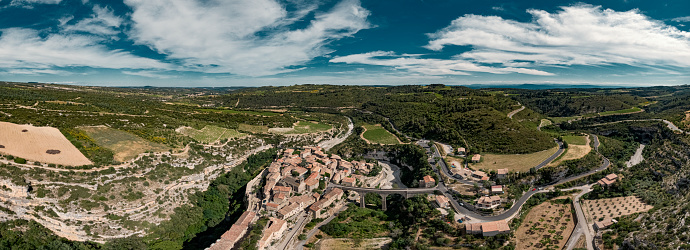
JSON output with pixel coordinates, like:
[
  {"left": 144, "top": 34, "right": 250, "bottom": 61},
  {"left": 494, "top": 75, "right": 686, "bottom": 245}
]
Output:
[
  {"left": 341, "top": 177, "right": 356, "bottom": 187},
  {"left": 265, "top": 202, "right": 281, "bottom": 212},
  {"left": 420, "top": 175, "right": 435, "bottom": 188},
  {"left": 477, "top": 195, "right": 502, "bottom": 209},
  {"left": 597, "top": 173, "right": 618, "bottom": 187},
  {"left": 272, "top": 186, "right": 292, "bottom": 196},
  {"left": 491, "top": 185, "right": 504, "bottom": 194},
  {"left": 273, "top": 193, "right": 286, "bottom": 204},
  {"left": 309, "top": 188, "right": 344, "bottom": 219}
]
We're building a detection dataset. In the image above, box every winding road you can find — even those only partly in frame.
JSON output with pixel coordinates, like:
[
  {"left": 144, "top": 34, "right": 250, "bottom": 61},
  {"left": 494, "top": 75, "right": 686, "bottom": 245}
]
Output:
[{"left": 507, "top": 105, "right": 525, "bottom": 119}]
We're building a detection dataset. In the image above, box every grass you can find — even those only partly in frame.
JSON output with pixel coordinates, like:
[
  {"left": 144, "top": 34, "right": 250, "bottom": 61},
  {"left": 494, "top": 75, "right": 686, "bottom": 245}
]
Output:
[
  {"left": 178, "top": 125, "right": 244, "bottom": 143},
  {"left": 361, "top": 124, "right": 400, "bottom": 145},
  {"left": 284, "top": 121, "right": 332, "bottom": 134},
  {"left": 80, "top": 126, "right": 168, "bottom": 162},
  {"left": 562, "top": 135, "right": 588, "bottom": 145},
  {"left": 198, "top": 108, "right": 280, "bottom": 116},
  {"left": 471, "top": 145, "right": 560, "bottom": 172},
  {"left": 238, "top": 124, "right": 269, "bottom": 134}
]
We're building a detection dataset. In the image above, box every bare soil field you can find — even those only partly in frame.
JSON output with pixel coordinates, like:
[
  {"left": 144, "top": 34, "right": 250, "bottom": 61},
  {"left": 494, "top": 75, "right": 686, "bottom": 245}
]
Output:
[
  {"left": 514, "top": 199, "right": 575, "bottom": 249},
  {"left": 177, "top": 125, "right": 244, "bottom": 143},
  {"left": 472, "top": 146, "right": 559, "bottom": 172},
  {"left": 549, "top": 136, "right": 591, "bottom": 167},
  {"left": 238, "top": 123, "right": 269, "bottom": 134},
  {"left": 0, "top": 121, "right": 92, "bottom": 166},
  {"left": 582, "top": 196, "right": 653, "bottom": 223},
  {"left": 80, "top": 126, "right": 168, "bottom": 162}
]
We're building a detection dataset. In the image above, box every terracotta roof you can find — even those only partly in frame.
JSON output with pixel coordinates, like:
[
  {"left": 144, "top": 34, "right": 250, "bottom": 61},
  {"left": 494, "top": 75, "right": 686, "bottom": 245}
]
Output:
[
  {"left": 342, "top": 177, "right": 355, "bottom": 184},
  {"left": 435, "top": 195, "right": 449, "bottom": 204},
  {"left": 472, "top": 154, "right": 481, "bottom": 161},
  {"left": 497, "top": 169, "right": 508, "bottom": 175},
  {"left": 266, "top": 203, "right": 279, "bottom": 208},
  {"left": 605, "top": 173, "right": 618, "bottom": 180},
  {"left": 422, "top": 175, "right": 434, "bottom": 183},
  {"left": 273, "top": 186, "right": 292, "bottom": 193},
  {"left": 491, "top": 185, "right": 503, "bottom": 192}
]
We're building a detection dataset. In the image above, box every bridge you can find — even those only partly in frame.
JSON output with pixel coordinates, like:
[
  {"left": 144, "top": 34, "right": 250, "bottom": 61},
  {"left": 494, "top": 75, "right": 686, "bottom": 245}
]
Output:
[{"left": 328, "top": 183, "right": 438, "bottom": 210}]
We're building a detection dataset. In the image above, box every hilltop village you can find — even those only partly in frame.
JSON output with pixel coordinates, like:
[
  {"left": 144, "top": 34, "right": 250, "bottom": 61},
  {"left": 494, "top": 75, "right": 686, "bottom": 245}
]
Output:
[{"left": 208, "top": 146, "right": 388, "bottom": 249}]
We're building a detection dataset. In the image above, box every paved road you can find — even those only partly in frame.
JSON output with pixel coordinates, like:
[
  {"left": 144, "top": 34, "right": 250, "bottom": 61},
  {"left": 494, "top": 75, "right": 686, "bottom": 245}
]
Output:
[
  {"left": 565, "top": 184, "right": 595, "bottom": 250},
  {"left": 327, "top": 182, "right": 438, "bottom": 195},
  {"left": 294, "top": 205, "right": 348, "bottom": 250},
  {"left": 428, "top": 135, "right": 609, "bottom": 222},
  {"left": 277, "top": 211, "right": 309, "bottom": 250},
  {"left": 535, "top": 140, "right": 565, "bottom": 170}
]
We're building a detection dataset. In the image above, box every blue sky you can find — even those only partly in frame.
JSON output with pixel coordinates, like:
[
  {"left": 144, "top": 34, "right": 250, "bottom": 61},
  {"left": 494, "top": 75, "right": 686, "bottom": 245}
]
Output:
[{"left": 0, "top": 0, "right": 689, "bottom": 87}]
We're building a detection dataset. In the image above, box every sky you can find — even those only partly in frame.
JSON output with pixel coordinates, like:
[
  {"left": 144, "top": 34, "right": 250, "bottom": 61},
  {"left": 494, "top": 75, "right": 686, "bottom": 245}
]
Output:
[{"left": 0, "top": 0, "right": 689, "bottom": 87}]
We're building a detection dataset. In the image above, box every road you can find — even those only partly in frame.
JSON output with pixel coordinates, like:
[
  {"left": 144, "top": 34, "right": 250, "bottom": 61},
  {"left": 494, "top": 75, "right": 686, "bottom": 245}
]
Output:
[
  {"left": 428, "top": 135, "right": 609, "bottom": 222},
  {"left": 276, "top": 211, "right": 310, "bottom": 250},
  {"left": 535, "top": 140, "right": 565, "bottom": 170},
  {"left": 565, "top": 184, "right": 595, "bottom": 250},
  {"left": 294, "top": 205, "right": 348, "bottom": 250},
  {"left": 507, "top": 105, "right": 525, "bottom": 119}
]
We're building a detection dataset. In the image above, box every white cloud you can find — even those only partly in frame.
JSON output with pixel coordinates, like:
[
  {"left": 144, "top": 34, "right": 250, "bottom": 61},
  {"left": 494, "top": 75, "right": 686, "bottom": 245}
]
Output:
[
  {"left": 122, "top": 70, "right": 175, "bottom": 79},
  {"left": 10, "top": 0, "right": 61, "bottom": 7},
  {"left": 331, "top": 51, "right": 554, "bottom": 76},
  {"left": 124, "top": 0, "right": 370, "bottom": 76},
  {"left": 333, "top": 5, "right": 690, "bottom": 77},
  {"left": 426, "top": 5, "right": 690, "bottom": 69},
  {"left": 0, "top": 28, "right": 169, "bottom": 71},
  {"left": 672, "top": 16, "right": 690, "bottom": 22},
  {"left": 62, "top": 5, "right": 123, "bottom": 36}
]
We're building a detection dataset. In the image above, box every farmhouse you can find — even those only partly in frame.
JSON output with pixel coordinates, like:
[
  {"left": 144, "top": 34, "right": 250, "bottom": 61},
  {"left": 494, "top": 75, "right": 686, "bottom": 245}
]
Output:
[
  {"left": 597, "top": 173, "right": 619, "bottom": 187},
  {"left": 496, "top": 168, "right": 508, "bottom": 179},
  {"left": 435, "top": 195, "right": 450, "bottom": 209},
  {"left": 420, "top": 175, "right": 435, "bottom": 188},
  {"left": 594, "top": 218, "right": 615, "bottom": 232},
  {"left": 471, "top": 154, "right": 481, "bottom": 163},
  {"left": 467, "top": 220, "right": 511, "bottom": 237},
  {"left": 477, "top": 195, "right": 501, "bottom": 209}
]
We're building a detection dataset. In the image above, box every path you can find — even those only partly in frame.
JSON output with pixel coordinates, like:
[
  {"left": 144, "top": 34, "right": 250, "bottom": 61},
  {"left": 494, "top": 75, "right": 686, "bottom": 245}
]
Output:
[
  {"left": 294, "top": 205, "right": 348, "bottom": 250},
  {"left": 507, "top": 105, "right": 525, "bottom": 119},
  {"left": 565, "top": 184, "right": 595, "bottom": 250}
]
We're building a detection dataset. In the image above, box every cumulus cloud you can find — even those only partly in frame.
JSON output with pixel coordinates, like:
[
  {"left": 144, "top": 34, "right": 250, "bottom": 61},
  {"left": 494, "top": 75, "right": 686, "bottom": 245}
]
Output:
[
  {"left": 426, "top": 5, "right": 690, "bottom": 69},
  {"left": 62, "top": 5, "right": 123, "bottom": 36},
  {"left": 334, "top": 5, "right": 690, "bottom": 76},
  {"left": 125, "top": 0, "right": 371, "bottom": 76},
  {"left": 0, "top": 28, "right": 169, "bottom": 71}
]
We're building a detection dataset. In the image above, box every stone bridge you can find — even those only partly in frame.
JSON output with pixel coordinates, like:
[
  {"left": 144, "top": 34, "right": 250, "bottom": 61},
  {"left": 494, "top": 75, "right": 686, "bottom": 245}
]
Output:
[{"left": 328, "top": 183, "right": 438, "bottom": 210}]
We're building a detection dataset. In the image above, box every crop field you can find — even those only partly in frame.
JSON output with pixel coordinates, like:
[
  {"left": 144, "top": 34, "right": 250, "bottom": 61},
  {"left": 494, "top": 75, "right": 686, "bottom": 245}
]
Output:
[
  {"left": 563, "top": 135, "right": 588, "bottom": 145},
  {"left": 238, "top": 123, "right": 269, "bottom": 134},
  {"left": 177, "top": 125, "right": 244, "bottom": 143},
  {"left": 514, "top": 199, "right": 575, "bottom": 249},
  {"left": 582, "top": 196, "right": 653, "bottom": 223},
  {"left": 0, "top": 121, "right": 92, "bottom": 166},
  {"left": 270, "top": 121, "right": 332, "bottom": 134},
  {"left": 472, "top": 145, "right": 559, "bottom": 172},
  {"left": 80, "top": 126, "right": 169, "bottom": 162},
  {"left": 361, "top": 124, "right": 400, "bottom": 145}
]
